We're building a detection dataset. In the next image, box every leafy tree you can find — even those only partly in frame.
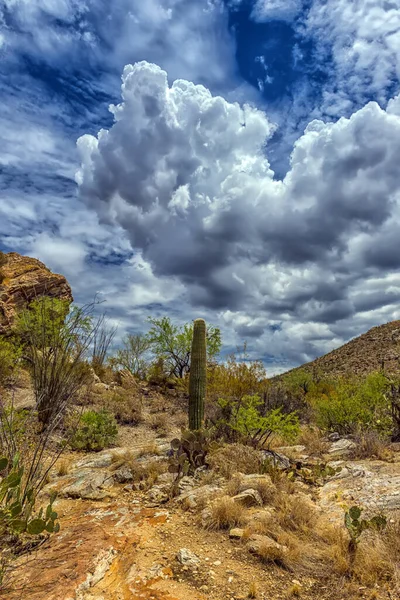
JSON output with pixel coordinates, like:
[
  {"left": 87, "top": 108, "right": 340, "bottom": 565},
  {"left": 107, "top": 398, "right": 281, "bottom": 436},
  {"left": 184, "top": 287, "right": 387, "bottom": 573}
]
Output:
[
  {"left": 111, "top": 333, "right": 152, "bottom": 378},
  {"left": 147, "top": 316, "right": 221, "bottom": 378}
]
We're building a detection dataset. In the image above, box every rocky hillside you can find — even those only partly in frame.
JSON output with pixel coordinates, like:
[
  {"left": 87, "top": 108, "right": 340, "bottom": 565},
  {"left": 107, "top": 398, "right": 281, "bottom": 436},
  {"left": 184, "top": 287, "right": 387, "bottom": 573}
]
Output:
[
  {"left": 0, "top": 252, "right": 73, "bottom": 335},
  {"left": 288, "top": 320, "right": 400, "bottom": 379}
]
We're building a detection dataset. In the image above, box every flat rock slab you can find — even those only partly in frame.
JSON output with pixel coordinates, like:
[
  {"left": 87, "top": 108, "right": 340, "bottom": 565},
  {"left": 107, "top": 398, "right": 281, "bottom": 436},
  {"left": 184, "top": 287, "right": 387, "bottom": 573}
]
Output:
[{"left": 319, "top": 458, "right": 400, "bottom": 521}]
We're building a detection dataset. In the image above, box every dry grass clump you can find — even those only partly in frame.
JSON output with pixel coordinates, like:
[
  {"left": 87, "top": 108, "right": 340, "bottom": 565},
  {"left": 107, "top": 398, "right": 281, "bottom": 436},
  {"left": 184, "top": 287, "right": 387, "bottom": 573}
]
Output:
[
  {"left": 351, "top": 430, "right": 392, "bottom": 461},
  {"left": 103, "top": 389, "right": 143, "bottom": 425},
  {"left": 56, "top": 458, "right": 71, "bottom": 477},
  {"left": 137, "top": 442, "right": 161, "bottom": 458},
  {"left": 352, "top": 517, "right": 400, "bottom": 590},
  {"left": 208, "top": 443, "right": 262, "bottom": 479},
  {"left": 205, "top": 495, "right": 245, "bottom": 530},
  {"left": 148, "top": 412, "right": 169, "bottom": 436},
  {"left": 298, "top": 426, "right": 328, "bottom": 457},
  {"left": 276, "top": 494, "right": 316, "bottom": 532}
]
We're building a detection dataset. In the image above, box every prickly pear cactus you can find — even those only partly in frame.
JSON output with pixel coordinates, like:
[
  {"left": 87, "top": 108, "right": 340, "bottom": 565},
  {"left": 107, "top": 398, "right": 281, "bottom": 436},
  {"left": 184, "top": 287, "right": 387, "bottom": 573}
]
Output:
[
  {"left": 189, "top": 319, "right": 207, "bottom": 430},
  {"left": 0, "top": 455, "right": 60, "bottom": 536},
  {"left": 168, "top": 430, "right": 211, "bottom": 497}
]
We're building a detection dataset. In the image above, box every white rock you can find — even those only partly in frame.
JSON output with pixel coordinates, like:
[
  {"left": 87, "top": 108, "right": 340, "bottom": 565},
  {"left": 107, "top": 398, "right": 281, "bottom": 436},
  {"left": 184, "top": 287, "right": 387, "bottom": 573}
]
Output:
[
  {"left": 328, "top": 439, "right": 357, "bottom": 455},
  {"left": 233, "top": 488, "right": 263, "bottom": 507},
  {"left": 176, "top": 548, "right": 200, "bottom": 568}
]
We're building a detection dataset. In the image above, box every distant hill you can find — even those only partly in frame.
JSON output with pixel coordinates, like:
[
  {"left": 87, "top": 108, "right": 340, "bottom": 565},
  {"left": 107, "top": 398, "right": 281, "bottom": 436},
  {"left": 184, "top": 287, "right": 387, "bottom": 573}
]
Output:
[{"left": 284, "top": 321, "right": 400, "bottom": 379}]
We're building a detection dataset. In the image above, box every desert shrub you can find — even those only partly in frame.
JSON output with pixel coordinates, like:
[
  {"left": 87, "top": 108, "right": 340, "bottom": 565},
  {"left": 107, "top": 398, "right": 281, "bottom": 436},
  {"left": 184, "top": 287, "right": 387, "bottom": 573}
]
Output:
[
  {"left": 16, "top": 298, "right": 96, "bottom": 427},
  {"left": 110, "top": 450, "right": 166, "bottom": 490},
  {"left": 102, "top": 389, "right": 143, "bottom": 425},
  {"left": 207, "top": 348, "right": 267, "bottom": 406},
  {"left": 351, "top": 430, "right": 390, "bottom": 460},
  {"left": 148, "top": 412, "right": 169, "bottom": 435},
  {"left": 0, "top": 338, "right": 21, "bottom": 385},
  {"left": 91, "top": 317, "right": 117, "bottom": 377},
  {"left": 0, "top": 394, "right": 67, "bottom": 590},
  {"left": 208, "top": 443, "right": 263, "bottom": 479},
  {"left": 298, "top": 425, "right": 328, "bottom": 457},
  {"left": 214, "top": 394, "right": 299, "bottom": 448},
  {"left": 311, "top": 372, "right": 392, "bottom": 435},
  {"left": 69, "top": 410, "right": 117, "bottom": 451}
]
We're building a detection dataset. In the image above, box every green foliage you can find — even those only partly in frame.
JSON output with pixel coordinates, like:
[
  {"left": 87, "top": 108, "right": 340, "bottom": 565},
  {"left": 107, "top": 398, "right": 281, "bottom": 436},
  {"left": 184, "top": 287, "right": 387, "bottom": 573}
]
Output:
[
  {"left": 147, "top": 316, "right": 221, "bottom": 378},
  {"left": 15, "top": 297, "right": 70, "bottom": 347},
  {"left": 216, "top": 394, "right": 299, "bottom": 448},
  {"left": 344, "top": 505, "right": 387, "bottom": 553},
  {"left": 311, "top": 372, "right": 392, "bottom": 435},
  {"left": 111, "top": 333, "right": 151, "bottom": 378},
  {"left": 16, "top": 297, "right": 95, "bottom": 426},
  {"left": 0, "top": 338, "right": 21, "bottom": 384},
  {"left": 69, "top": 410, "right": 118, "bottom": 451},
  {"left": 189, "top": 319, "right": 207, "bottom": 430},
  {"left": 0, "top": 454, "right": 59, "bottom": 538}
]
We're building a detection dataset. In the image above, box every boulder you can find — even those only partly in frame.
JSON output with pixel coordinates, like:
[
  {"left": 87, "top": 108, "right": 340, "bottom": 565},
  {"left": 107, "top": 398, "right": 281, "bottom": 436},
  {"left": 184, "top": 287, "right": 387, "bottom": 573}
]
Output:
[
  {"left": 246, "top": 534, "right": 287, "bottom": 558},
  {"left": 233, "top": 488, "right": 263, "bottom": 507},
  {"left": 55, "top": 470, "right": 114, "bottom": 500},
  {"left": 0, "top": 252, "right": 72, "bottom": 335},
  {"left": 114, "top": 466, "right": 134, "bottom": 483},
  {"left": 328, "top": 439, "right": 357, "bottom": 455}
]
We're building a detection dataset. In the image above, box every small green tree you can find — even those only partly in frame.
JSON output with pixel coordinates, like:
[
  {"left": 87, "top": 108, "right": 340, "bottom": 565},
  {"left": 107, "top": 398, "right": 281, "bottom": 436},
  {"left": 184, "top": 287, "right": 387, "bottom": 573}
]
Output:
[
  {"left": 147, "top": 316, "right": 221, "bottom": 378},
  {"left": 111, "top": 333, "right": 151, "bottom": 378}
]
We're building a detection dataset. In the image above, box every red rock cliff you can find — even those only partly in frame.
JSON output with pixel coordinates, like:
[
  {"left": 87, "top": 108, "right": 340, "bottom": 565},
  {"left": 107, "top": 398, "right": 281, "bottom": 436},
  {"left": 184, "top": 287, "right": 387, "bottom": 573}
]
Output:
[{"left": 0, "top": 252, "right": 73, "bottom": 335}]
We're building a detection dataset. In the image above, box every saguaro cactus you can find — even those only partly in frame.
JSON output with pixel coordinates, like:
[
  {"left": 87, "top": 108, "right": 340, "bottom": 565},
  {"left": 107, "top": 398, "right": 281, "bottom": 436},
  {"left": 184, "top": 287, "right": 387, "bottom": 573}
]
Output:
[{"left": 189, "top": 318, "right": 207, "bottom": 430}]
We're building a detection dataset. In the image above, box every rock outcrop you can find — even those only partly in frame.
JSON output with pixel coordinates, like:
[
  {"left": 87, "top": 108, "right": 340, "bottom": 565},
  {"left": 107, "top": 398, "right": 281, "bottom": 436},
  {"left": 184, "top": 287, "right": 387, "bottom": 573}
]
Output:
[{"left": 0, "top": 252, "right": 73, "bottom": 335}]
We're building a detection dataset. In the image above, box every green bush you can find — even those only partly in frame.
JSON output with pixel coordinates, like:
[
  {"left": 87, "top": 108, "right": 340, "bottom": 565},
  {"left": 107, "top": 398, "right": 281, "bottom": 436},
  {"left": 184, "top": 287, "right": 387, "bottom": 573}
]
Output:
[
  {"left": 216, "top": 394, "right": 300, "bottom": 448},
  {"left": 0, "top": 338, "right": 21, "bottom": 384},
  {"left": 311, "top": 372, "right": 392, "bottom": 435},
  {"left": 70, "top": 410, "right": 118, "bottom": 451}
]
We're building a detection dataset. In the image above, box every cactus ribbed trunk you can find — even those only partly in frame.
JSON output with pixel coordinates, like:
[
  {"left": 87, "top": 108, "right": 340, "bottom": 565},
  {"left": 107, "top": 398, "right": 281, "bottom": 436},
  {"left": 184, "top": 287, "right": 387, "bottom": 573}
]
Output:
[{"left": 189, "top": 318, "right": 207, "bottom": 431}]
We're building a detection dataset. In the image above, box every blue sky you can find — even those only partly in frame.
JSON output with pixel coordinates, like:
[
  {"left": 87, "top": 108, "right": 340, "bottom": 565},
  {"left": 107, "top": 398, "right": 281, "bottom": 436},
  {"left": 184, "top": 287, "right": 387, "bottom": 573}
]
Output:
[{"left": 1, "top": 0, "right": 400, "bottom": 373}]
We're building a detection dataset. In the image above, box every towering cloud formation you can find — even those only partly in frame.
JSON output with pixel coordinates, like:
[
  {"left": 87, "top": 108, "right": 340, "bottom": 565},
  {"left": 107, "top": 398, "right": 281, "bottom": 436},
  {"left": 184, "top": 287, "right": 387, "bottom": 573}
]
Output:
[
  {"left": 77, "top": 61, "right": 400, "bottom": 316},
  {"left": 76, "top": 62, "right": 400, "bottom": 367}
]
